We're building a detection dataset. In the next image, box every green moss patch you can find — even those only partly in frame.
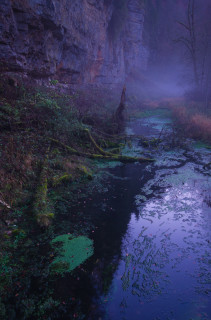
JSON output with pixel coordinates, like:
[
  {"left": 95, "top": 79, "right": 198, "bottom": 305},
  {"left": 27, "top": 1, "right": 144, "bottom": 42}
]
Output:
[
  {"left": 192, "top": 141, "right": 211, "bottom": 150},
  {"left": 52, "top": 174, "right": 73, "bottom": 187},
  {"left": 136, "top": 108, "right": 172, "bottom": 119},
  {"left": 51, "top": 234, "right": 94, "bottom": 274}
]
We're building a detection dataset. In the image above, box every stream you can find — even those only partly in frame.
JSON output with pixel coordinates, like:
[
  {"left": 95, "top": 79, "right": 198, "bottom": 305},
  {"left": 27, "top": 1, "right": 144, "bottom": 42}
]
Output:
[{"left": 55, "top": 111, "right": 211, "bottom": 320}]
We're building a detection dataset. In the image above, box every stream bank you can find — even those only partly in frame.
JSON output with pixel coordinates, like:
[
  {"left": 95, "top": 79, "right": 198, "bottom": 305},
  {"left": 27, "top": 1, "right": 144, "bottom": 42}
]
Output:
[
  {"left": 86, "top": 111, "right": 211, "bottom": 320},
  {"left": 33, "top": 108, "right": 210, "bottom": 320},
  {"left": 60, "top": 109, "right": 211, "bottom": 320},
  {"left": 1, "top": 101, "right": 211, "bottom": 319}
]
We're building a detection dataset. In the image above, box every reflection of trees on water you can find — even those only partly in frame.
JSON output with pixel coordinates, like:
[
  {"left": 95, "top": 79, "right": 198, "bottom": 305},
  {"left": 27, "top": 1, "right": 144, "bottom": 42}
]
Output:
[
  {"left": 54, "top": 144, "right": 211, "bottom": 319},
  {"left": 118, "top": 158, "right": 211, "bottom": 319},
  {"left": 85, "top": 163, "right": 148, "bottom": 319},
  {"left": 50, "top": 163, "right": 148, "bottom": 319},
  {"left": 120, "top": 231, "right": 170, "bottom": 300}
]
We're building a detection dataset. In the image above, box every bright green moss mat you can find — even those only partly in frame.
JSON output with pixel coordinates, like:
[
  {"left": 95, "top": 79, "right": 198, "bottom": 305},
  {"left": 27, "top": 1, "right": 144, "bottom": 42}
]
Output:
[{"left": 51, "top": 234, "right": 94, "bottom": 274}]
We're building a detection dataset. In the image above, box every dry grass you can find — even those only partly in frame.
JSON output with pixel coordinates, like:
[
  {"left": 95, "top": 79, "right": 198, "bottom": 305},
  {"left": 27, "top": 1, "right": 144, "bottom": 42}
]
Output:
[
  {"left": 188, "top": 114, "right": 211, "bottom": 142},
  {"left": 139, "top": 96, "right": 211, "bottom": 144},
  {"left": 170, "top": 100, "right": 211, "bottom": 143}
]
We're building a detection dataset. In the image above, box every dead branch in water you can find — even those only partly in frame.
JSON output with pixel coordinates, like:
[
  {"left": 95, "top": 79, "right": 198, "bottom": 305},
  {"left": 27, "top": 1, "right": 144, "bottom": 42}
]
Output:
[
  {"left": 50, "top": 137, "right": 154, "bottom": 163},
  {"left": 85, "top": 128, "right": 114, "bottom": 156}
]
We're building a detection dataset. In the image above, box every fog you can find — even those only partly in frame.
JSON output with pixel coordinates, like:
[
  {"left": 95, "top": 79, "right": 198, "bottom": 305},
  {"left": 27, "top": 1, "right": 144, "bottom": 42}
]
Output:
[
  {"left": 147, "top": 63, "right": 189, "bottom": 97},
  {"left": 139, "top": 0, "right": 211, "bottom": 102}
]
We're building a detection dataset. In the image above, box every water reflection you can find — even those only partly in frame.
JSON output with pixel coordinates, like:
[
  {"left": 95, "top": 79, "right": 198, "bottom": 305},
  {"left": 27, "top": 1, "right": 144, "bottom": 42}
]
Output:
[
  {"left": 60, "top": 114, "right": 211, "bottom": 320},
  {"left": 97, "top": 159, "right": 211, "bottom": 320}
]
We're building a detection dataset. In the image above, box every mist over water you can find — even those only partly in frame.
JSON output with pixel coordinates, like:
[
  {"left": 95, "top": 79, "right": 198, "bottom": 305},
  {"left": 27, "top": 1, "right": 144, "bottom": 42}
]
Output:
[
  {"left": 1, "top": 1, "right": 211, "bottom": 319},
  {"left": 147, "top": 64, "right": 188, "bottom": 98}
]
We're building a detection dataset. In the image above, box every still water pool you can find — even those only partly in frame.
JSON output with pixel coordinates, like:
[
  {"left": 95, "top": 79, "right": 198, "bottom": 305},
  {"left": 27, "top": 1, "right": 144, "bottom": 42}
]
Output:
[{"left": 60, "top": 112, "right": 211, "bottom": 320}]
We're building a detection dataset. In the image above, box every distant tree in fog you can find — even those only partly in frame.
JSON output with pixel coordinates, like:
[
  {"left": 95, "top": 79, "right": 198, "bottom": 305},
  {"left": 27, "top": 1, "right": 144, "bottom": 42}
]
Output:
[
  {"left": 176, "top": 0, "right": 199, "bottom": 86},
  {"left": 175, "top": 0, "right": 211, "bottom": 107}
]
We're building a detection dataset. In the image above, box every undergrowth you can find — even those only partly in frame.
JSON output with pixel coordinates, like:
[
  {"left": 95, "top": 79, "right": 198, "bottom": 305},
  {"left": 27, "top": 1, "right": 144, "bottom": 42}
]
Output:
[
  {"left": 163, "top": 99, "right": 211, "bottom": 143},
  {"left": 173, "top": 106, "right": 211, "bottom": 143},
  {"left": 133, "top": 96, "right": 211, "bottom": 144},
  {"left": 0, "top": 76, "right": 122, "bottom": 319}
]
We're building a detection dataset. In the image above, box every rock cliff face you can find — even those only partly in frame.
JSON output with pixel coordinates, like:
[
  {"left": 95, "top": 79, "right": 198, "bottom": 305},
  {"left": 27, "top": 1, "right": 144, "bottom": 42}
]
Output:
[{"left": 0, "top": 0, "right": 148, "bottom": 85}]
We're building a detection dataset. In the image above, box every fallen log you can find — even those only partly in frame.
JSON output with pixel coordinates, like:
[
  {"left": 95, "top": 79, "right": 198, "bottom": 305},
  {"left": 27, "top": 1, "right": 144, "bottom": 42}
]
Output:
[
  {"left": 33, "top": 146, "right": 54, "bottom": 227},
  {"left": 85, "top": 128, "right": 115, "bottom": 156},
  {"left": 50, "top": 138, "right": 154, "bottom": 163}
]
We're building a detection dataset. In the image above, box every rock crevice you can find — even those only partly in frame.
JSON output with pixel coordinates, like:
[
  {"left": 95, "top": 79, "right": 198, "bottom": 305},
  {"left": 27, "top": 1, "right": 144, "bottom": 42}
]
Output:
[{"left": 0, "top": 0, "right": 148, "bottom": 84}]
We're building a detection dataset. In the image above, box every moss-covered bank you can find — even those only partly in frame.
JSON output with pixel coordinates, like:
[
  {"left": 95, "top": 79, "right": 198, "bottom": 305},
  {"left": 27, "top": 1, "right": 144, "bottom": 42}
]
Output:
[{"left": 0, "top": 76, "right": 154, "bottom": 318}]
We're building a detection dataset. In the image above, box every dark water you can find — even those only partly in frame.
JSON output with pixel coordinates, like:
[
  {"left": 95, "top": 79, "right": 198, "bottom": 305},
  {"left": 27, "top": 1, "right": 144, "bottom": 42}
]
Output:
[{"left": 58, "top": 113, "right": 211, "bottom": 320}]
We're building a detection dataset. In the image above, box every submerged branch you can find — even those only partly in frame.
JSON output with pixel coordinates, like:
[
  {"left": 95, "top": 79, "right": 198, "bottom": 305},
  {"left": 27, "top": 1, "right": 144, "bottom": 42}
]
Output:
[{"left": 50, "top": 138, "right": 154, "bottom": 163}]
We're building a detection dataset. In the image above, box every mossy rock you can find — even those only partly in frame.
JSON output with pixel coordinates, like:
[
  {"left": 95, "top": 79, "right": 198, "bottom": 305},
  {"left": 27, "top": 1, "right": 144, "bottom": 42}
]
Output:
[{"left": 51, "top": 234, "right": 94, "bottom": 274}]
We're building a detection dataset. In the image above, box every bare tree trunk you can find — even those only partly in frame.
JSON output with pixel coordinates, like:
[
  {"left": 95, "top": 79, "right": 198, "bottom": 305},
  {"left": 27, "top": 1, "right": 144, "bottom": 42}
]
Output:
[
  {"left": 176, "top": 0, "right": 199, "bottom": 87},
  {"left": 115, "top": 85, "right": 126, "bottom": 122},
  {"left": 188, "top": 0, "right": 199, "bottom": 86}
]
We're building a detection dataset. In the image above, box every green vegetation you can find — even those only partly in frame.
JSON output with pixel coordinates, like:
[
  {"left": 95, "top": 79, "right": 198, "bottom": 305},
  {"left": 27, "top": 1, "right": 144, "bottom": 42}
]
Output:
[
  {"left": 78, "top": 165, "right": 93, "bottom": 180},
  {"left": 49, "top": 79, "right": 59, "bottom": 86},
  {"left": 51, "top": 234, "right": 94, "bottom": 274},
  {"left": 0, "top": 78, "right": 103, "bottom": 318},
  {"left": 52, "top": 173, "right": 73, "bottom": 186},
  {"left": 192, "top": 141, "right": 211, "bottom": 150},
  {"left": 133, "top": 108, "right": 172, "bottom": 119},
  {"left": 0, "top": 75, "right": 151, "bottom": 318},
  {"left": 0, "top": 74, "right": 155, "bottom": 318}
]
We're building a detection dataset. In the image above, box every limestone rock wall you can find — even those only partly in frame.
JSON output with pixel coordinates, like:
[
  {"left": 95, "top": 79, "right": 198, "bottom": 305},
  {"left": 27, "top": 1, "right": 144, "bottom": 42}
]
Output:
[{"left": 0, "top": 0, "right": 148, "bottom": 85}]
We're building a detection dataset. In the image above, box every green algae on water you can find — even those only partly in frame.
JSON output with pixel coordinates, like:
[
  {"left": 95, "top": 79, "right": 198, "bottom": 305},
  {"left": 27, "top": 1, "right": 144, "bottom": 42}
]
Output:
[
  {"left": 51, "top": 234, "right": 94, "bottom": 274},
  {"left": 95, "top": 159, "right": 123, "bottom": 169},
  {"left": 192, "top": 141, "right": 211, "bottom": 150},
  {"left": 139, "top": 109, "right": 172, "bottom": 119}
]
